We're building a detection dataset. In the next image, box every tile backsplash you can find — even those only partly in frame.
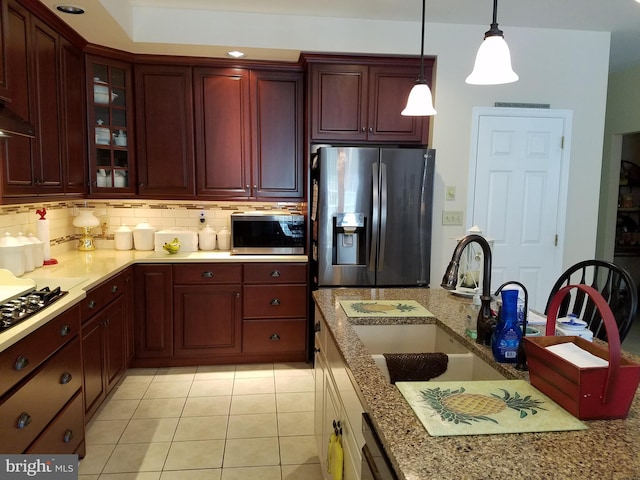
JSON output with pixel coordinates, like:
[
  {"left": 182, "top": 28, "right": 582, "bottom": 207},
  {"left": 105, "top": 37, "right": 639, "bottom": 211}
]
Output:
[{"left": 0, "top": 199, "right": 306, "bottom": 256}]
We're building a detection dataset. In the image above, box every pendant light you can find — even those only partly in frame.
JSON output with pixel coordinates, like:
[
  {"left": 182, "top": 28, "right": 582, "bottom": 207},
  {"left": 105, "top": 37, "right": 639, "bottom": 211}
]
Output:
[
  {"left": 401, "top": 0, "right": 436, "bottom": 116},
  {"left": 466, "top": 0, "right": 518, "bottom": 85}
]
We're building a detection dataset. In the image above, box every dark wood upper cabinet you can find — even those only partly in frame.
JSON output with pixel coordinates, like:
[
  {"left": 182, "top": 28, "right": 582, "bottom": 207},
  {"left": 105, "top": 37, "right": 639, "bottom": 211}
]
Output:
[
  {"left": 1, "top": 0, "right": 86, "bottom": 200},
  {"left": 193, "top": 66, "right": 304, "bottom": 200},
  {"left": 308, "top": 58, "right": 433, "bottom": 144},
  {"left": 194, "top": 67, "right": 251, "bottom": 198},
  {"left": 135, "top": 64, "right": 195, "bottom": 198},
  {"left": 250, "top": 69, "right": 304, "bottom": 199},
  {"left": 60, "top": 38, "right": 87, "bottom": 195},
  {"left": 31, "top": 17, "right": 63, "bottom": 192},
  {"left": 0, "top": 0, "right": 9, "bottom": 101}
]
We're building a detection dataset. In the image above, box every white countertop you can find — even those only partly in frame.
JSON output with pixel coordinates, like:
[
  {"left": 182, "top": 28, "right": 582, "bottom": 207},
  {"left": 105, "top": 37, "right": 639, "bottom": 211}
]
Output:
[{"left": 0, "top": 249, "right": 308, "bottom": 352}]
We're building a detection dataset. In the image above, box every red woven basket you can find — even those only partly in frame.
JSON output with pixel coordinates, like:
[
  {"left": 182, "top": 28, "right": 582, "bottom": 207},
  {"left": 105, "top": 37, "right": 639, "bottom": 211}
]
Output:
[{"left": 524, "top": 284, "right": 640, "bottom": 419}]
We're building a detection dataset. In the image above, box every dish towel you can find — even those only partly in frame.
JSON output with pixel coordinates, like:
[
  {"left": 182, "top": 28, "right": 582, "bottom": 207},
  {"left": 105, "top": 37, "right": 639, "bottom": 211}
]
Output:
[
  {"left": 327, "top": 431, "right": 344, "bottom": 480},
  {"left": 383, "top": 353, "right": 449, "bottom": 384}
]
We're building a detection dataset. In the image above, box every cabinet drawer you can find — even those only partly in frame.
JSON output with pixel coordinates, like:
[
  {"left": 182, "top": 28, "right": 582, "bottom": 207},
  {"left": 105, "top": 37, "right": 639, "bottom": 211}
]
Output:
[
  {"left": 0, "top": 337, "right": 81, "bottom": 453},
  {"left": 27, "top": 391, "right": 84, "bottom": 454},
  {"left": 81, "top": 272, "right": 126, "bottom": 321},
  {"left": 243, "top": 319, "right": 306, "bottom": 354},
  {"left": 0, "top": 305, "right": 80, "bottom": 397},
  {"left": 243, "top": 263, "right": 307, "bottom": 284},
  {"left": 173, "top": 263, "right": 242, "bottom": 284},
  {"left": 243, "top": 285, "right": 307, "bottom": 318}
]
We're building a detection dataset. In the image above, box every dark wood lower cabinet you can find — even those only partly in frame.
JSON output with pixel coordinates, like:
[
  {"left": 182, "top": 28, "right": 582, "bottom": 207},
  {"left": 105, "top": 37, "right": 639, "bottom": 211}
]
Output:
[
  {"left": 132, "top": 262, "right": 309, "bottom": 367},
  {"left": 81, "top": 296, "right": 126, "bottom": 420},
  {"left": 174, "top": 284, "right": 242, "bottom": 356}
]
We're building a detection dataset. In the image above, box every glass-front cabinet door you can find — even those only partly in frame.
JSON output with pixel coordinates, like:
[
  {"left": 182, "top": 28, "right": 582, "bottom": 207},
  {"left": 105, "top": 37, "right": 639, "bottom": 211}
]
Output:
[{"left": 87, "top": 55, "right": 135, "bottom": 194}]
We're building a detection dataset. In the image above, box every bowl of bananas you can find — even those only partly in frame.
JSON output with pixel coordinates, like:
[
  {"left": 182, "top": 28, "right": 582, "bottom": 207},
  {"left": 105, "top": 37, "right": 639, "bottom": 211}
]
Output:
[{"left": 162, "top": 237, "right": 181, "bottom": 254}]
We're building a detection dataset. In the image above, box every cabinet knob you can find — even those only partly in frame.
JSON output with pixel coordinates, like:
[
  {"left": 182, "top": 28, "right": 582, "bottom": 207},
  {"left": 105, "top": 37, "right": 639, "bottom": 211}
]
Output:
[
  {"left": 314, "top": 322, "right": 321, "bottom": 333},
  {"left": 63, "top": 429, "right": 74, "bottom": 443},
  {"left": 270, "top": 270, "right": 281, "bottom": 277},
  {"left": 202, "top": 271, "right": 214, "bottom": 278},
  {"left": 269, "top": 333, "right": 281, "bottom": 341},
  {"left": 60, "top": 324, "right": 71, "bottom": 337},
  {"left": 16, "top": 413, "right": 32, "bottom": 429},
  {"left": 14, "top": 355, "right": 29, "bottom": 371},
  {"left": 361, "top": 126, "right": 366, "bottom": 133},
  {"left": 270, "top": 299, "right": 281, "bottom": 306},
  {"left": 368, "top": 127, "right": 373, "bottom": 133},
  {"left": 111, "top": 285, "right": 118, "bottom": 293},
  {"left": 60, "top": 372, "right": 73, "bottom": 385},
  {"left": 314, "top": 347, "right": 321, "bottom": 353},
  {"left": 88, "top": 299, "right": 97, "bottom": 309}
]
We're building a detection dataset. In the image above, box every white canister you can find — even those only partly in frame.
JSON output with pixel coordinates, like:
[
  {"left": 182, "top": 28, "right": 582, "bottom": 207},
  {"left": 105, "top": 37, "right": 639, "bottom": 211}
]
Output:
[
  {"left": 114, "top": 224, "right": 133, "bottom": 250},
  {"left": 0, "top": 233, "right": 25, "bottom": 276},
  {"left": 16, "top": 232, "right": 35, "bottom": 273},
  {"left": 133, "top": 221, "right": 155, "bottom": 251},
  {"left": 198, "top": 224, "right": 216, "bottom": 251},
  {"left": 217, "top": 226, "right": 230, "bottom": 250},
  {"left": 27, "top": 233, "right": 44, "bottom": 268}
]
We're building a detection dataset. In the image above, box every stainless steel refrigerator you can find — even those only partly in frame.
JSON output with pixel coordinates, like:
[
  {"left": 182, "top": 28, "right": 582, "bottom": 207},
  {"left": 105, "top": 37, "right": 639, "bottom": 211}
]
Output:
[{"left": 313, "top": 146, "right": 435, "bottom": 287}]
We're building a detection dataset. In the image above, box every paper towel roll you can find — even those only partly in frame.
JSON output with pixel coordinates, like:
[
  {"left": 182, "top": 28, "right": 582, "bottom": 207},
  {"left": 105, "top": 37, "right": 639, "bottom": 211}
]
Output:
[{"left": 36, "top": 218, "right": 51, "bottom": 261}]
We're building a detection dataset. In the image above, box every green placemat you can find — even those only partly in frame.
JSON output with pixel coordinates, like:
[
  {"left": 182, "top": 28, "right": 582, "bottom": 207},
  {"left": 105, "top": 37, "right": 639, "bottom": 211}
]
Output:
[
  {"left": 340, "top": 300, "right": 433, "bottom": 317},
  {"left": 396, "top": 380, "right": 587, "bottom": 436}
]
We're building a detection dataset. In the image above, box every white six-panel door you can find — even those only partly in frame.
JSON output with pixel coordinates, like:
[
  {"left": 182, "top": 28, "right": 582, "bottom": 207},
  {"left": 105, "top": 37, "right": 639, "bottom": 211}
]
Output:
[{"left": 469, "top": 109, "right": 571, "bottom": 311}]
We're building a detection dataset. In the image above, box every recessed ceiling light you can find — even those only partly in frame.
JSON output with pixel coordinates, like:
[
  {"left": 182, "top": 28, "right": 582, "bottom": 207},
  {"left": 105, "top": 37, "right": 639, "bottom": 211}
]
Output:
[
  {"left": 56, "top": 5, "right": 85, "bottom": 14},
  {"left": 227, "top": 50, "right": 246, "bottom": 59}
]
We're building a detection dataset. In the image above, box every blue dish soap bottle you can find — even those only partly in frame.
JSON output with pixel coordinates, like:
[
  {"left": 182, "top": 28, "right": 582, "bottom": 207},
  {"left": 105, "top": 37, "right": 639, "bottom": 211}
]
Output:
[{"left": 491, "top": 288, "right": 522, "bottom": 363}]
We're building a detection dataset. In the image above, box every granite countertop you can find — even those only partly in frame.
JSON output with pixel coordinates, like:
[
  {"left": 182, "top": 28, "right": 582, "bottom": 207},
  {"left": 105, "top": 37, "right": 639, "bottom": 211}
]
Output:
[
  {"left": 313, "top": 287, "right": 640, "bottom": 480},
  {"left": 0, "top": 249, "right": 307, "bottom": 352}
]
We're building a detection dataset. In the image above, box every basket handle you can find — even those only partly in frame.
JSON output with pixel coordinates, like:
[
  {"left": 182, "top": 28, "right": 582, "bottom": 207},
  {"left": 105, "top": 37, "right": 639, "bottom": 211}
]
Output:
[{"left": 546, "top": 284, "right": 621, "bottom": 404}]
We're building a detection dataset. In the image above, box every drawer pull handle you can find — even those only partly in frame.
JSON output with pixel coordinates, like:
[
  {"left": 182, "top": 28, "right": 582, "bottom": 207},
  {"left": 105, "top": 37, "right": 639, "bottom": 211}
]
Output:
[
  {"left": 63, "top": 430, "right": 74, "bottom": 443},
  {"left": 14, "top": 355, "right": 29, "bottom": 371},
  {"left": 60, "top": 372, "right": 73, "bottom": 385},
  {"left": 270, "top": 270, "right": 281, "bottom": 277},
  {"left": 202, "top": 271, "right": 214, "bottom": 278},
  {"left": 17, "top": 413, "right": 32, "bottom": 429},
  {"left": 88, "top": 300, "right": 97, "bottom": 309},
  {"left": 111, "top": 285, "right": 118, "bottom": 293},
  {"left": 270, "top": 299, "right": 281, "bottom": 306},
  {"left": 60, "top": 324, "right": 71, "bottom": 336},
  {"left": 270, "top": 333, "right": 281, "bottom": 341}
]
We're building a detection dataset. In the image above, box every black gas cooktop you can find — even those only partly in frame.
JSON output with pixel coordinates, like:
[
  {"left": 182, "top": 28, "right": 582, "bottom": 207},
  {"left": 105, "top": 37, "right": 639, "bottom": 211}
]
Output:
[{"left": 0, "top": 286, "right": 68, "bottom": 332}]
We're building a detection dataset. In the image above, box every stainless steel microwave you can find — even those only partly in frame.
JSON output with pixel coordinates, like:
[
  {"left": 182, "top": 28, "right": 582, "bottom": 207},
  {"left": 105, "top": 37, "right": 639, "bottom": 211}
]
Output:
[{"left": 230, "top": 212, "right": 305, "bottom": 255}]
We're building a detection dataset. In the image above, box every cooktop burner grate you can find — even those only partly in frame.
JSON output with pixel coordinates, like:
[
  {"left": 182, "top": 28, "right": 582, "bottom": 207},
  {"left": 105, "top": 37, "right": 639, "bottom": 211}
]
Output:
[{"left": 0, "top": 286, "right": 68, "bottom": 332}]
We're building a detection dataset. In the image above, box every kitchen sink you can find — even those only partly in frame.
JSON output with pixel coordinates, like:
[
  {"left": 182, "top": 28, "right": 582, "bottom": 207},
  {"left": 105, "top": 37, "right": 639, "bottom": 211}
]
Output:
[{"left": 351, "top": 323, "right": 505, "bottom": 382}]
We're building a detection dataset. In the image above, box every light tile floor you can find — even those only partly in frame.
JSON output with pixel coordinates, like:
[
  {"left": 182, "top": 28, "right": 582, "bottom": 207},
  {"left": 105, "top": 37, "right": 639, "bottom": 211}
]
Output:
[{"left": 79, "top": 363, "right": 323, "bottom": 480}]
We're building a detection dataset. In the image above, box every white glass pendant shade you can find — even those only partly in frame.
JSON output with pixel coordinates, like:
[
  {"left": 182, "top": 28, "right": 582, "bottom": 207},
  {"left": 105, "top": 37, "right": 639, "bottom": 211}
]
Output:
[
  {"left": 401, "top": 83, "right": 437, "bottom": 116},
  {"left": 466, "top": 35, "right": 518, "bottom": 85}
]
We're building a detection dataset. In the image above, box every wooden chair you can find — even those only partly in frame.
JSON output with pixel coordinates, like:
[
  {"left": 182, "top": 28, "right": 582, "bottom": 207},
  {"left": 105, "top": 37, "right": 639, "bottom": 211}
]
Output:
[{"left": 544, "top": 260, "right": 638, "bottom": 342}]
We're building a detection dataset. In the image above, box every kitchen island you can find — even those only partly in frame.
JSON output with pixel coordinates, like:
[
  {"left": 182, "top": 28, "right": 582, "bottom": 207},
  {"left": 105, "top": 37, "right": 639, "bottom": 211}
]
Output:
[{"left": 313, "top": 287, "right": 640, "bottom": 480}]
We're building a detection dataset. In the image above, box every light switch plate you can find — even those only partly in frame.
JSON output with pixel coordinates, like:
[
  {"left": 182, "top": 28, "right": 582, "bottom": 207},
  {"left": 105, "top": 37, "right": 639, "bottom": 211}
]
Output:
[
  {"left": 446, "top": 186, "right": 456, "bottom": 201},
  {"left": 442, "top": 211, "right": 463, "bottom": 225}
]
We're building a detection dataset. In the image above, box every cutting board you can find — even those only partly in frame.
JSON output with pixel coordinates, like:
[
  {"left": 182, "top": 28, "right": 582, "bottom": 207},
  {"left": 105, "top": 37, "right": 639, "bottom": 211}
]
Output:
[
  {"left": 396, "top": 380, "right": 587, "bottom": 436},
  {"left": 340, "top": 300, "right": 433, "bottom": 317}
]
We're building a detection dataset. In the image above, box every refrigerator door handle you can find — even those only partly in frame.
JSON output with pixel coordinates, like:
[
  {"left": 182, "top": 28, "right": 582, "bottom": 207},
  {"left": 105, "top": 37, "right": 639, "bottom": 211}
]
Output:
[
  {"left": 378, "top": 163, "right": 388, "bottom": 272},
  {"left": 369, "top": 162, "right": 379, "bottom": 271}
]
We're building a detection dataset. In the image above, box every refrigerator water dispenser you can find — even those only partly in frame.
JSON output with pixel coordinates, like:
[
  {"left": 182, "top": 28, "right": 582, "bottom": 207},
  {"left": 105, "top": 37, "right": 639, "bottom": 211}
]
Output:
[{"left": 334, "top": 213, "right": 366, "bottom": 265}]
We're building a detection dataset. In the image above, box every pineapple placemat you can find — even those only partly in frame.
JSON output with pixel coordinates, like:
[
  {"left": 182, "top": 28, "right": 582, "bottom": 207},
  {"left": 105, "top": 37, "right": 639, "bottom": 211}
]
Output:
[
  {"left": 396, "top": 380, "right": 587, "bottom": 436},
  {"left": 339, "top": 300, "right": 433, "bottom": 317}
]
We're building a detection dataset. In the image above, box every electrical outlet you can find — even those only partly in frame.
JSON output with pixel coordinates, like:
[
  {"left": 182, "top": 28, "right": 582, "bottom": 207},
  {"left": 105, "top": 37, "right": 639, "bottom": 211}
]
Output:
[
  {"left": 442, "top": 211, "right": 463, "bottom": 225},
  {"left": 199, "top": 210, "right": 206, "bottom": 224},
  {"left": 446, "top": 186, "right": 456, "bottom": 201}
]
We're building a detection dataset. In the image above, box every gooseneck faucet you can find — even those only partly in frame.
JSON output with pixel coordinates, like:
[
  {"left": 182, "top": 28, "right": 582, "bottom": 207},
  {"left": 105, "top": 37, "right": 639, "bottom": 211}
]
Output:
[{"left": 441, "top": 234, "right": 495, "bottom": 345}]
